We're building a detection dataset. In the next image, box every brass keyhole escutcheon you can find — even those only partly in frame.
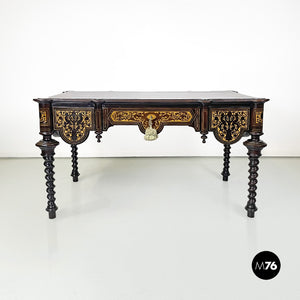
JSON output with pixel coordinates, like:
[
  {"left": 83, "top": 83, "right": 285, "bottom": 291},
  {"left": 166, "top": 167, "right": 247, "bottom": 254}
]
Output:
[{"left": 146, "top": 114, "right": 156, "bottom": 121}]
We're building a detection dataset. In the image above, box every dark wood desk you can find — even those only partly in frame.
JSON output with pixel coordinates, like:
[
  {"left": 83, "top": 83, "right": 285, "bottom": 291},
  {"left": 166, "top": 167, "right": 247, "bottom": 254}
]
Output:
[{"left": 34, "top": 91, "right": 269, "bottom": 219}]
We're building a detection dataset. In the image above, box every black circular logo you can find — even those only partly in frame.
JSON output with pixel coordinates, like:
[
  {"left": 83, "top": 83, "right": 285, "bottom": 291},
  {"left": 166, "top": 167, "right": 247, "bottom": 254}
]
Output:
[{"left": 252, "top": 251, "right": 281, "bottom": 280}]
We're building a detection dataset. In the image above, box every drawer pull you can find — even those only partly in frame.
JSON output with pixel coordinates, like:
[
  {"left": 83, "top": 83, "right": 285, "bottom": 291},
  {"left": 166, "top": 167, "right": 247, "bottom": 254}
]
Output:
[{"left": 144, "top": 115, "right": 158, "bottom": 141}]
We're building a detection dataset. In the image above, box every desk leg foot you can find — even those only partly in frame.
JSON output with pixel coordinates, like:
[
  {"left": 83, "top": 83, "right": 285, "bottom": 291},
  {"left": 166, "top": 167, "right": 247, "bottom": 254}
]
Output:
[
  {"left": 48, "top": 210, "right": 56, "bottom": 219},
  {"left": 71, "top": 144, "right": 80, "bottom": 182},
  {"left": 244, "top": 135, "right": 266, "bottom": 218},
  {"left": 36, "top": 136, "right": 59, "bottom": 219},
  {"left": 247, "top": 209, "right": 256, "bottom": 218},
  {"left": 221, "top": 144, "right": 231, "bottom": 181}
]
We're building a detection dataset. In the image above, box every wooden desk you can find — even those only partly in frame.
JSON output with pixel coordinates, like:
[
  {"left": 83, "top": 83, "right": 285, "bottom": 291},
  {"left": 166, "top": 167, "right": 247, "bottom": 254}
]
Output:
[{"left": 34, "top": 91, "right": 269, "bottom": 219}]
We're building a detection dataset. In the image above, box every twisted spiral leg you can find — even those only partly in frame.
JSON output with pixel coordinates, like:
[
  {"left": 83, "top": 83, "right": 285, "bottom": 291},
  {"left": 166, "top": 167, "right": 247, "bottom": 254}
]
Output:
[
  {"left": 246, "top": 156, "right": 260, "bottom": 217},
  {"left": 244, "top": 135, "right": 267, "bottom": 218},
  {"left": 221, "top": 144, "right": 231, "bottom": 181},
  {"left": 36, "top": 137, "right": 59, "bottom": 219},
  {"left": 71, "top": 144, "right": 80, "bottom": 182},
  {"left": 43, "top": 154, "right": 57, "bottom": 218}
]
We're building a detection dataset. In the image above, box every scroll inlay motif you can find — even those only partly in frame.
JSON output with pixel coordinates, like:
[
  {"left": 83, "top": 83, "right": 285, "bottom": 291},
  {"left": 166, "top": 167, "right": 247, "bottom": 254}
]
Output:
[
  {"left": 40, "top": 111, "right": 48, "bottom": 124},
  {"left": 255, "top": 111, "right": 263, "bottom": 124}
]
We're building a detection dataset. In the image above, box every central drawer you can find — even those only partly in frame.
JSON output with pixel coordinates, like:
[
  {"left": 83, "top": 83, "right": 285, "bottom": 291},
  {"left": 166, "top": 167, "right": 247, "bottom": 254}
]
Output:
[{"left": 103, "top": 107, "right": 198, "bottom": 133}]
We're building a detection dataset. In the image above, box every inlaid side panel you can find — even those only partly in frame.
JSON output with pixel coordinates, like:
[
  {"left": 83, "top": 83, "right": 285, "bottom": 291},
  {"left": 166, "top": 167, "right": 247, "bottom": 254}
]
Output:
[
  {"left": 104, "top": 108, "right": 196, "bottom": 134},
  {"left": 209, "top": 108, "right": 250, "bottom": 144},
  {"left": 53, "top": 107, "right": 94, "bottom": 144}
]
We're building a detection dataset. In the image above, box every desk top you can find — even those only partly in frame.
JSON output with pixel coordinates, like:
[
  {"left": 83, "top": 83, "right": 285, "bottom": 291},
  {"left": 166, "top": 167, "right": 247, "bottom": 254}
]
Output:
[{"left": 35, "top": 90, "right": 268, "bottom": 103}]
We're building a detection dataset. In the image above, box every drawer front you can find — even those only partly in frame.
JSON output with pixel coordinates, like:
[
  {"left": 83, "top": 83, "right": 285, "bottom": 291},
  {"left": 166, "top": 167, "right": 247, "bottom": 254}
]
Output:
[
  {"left": 104, "top": 107, "right": 196, "bottom": 133},
  {"left": 53, "top": 107, "right": 95, "bottom": 144},
  {"left": 209, "top": 107, "right": 250, "bottom": 144}
]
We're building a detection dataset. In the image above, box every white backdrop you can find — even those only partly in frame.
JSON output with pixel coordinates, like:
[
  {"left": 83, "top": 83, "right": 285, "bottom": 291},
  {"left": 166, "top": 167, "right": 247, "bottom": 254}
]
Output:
[{"left": 0, "top": 0, "right": 299, "bottom": 157}]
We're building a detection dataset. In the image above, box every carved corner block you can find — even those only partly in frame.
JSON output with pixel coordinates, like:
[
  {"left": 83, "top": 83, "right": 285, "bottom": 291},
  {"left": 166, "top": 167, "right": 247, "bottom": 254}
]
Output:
[
  {"left": 39, "top": 103, "right": 52, "bottom": 135},
  {"left": 209, "top": 108, "right": 250, "bottom": 144},
  {"left": 250, "top": 106, "right": 264, "bottom": 134},
  {"left": 53, "top": 107, "right": 94, "bottom": 144}
]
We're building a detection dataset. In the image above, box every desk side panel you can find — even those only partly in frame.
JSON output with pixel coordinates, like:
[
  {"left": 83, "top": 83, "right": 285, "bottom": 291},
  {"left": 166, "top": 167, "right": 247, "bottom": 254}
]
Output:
[{"left": 51, "top": 103, "right": 95, "bottom": 144}]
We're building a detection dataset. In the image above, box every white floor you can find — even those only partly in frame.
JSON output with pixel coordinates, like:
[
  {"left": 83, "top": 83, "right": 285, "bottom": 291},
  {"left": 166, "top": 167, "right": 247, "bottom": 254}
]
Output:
[{"left": 0, "top": 157, "right": 299, "bottom": 300}]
